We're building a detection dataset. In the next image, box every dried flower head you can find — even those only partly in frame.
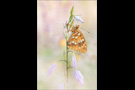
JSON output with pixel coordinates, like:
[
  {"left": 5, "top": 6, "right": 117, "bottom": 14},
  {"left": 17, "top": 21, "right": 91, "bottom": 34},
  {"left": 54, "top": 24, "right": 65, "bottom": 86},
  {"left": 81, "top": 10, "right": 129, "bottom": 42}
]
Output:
[
  {"left": 74, "top": 70, "right": 84, "bottom": 85},
  {"left": 59, "top": 83, "right": 64, "bottom": 90},
  {"left": 47, "top": 64, "right": 57, "bottom": 77},
  {"left": 72, "top": 55, "right": 76, "bottom": 68},
  {"left": 74, "top": 16, "right": 84, "bottom": 23}
]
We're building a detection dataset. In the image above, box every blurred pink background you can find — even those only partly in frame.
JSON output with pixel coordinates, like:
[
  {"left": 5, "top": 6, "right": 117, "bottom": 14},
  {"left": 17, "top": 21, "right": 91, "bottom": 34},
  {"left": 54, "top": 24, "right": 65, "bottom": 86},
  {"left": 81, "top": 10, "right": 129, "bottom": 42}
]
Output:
[{"left": 37, "top": 0, "right": 97, "bottom": 89}]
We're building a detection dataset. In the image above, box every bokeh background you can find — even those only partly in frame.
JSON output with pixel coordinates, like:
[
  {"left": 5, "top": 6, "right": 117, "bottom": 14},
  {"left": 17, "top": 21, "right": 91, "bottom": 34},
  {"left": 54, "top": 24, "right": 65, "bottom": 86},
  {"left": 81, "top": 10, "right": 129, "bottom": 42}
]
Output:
[{"left": 37, "top": 0, "right": 97, "bottom": 89}]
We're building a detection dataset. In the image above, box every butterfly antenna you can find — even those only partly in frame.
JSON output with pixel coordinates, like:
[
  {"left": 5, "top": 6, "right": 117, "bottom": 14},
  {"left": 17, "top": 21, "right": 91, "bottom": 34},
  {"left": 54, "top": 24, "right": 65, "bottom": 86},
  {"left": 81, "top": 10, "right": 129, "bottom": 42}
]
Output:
[{"left": 80, "top": 27, "right": 90, "bottom": 33}]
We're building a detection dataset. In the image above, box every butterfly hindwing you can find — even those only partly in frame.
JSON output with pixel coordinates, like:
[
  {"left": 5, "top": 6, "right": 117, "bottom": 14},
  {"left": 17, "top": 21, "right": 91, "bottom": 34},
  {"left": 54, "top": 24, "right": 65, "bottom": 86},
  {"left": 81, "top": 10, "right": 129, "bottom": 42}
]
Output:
[{"left": 67, "top": 29, "right": 87, "bottom": 53}]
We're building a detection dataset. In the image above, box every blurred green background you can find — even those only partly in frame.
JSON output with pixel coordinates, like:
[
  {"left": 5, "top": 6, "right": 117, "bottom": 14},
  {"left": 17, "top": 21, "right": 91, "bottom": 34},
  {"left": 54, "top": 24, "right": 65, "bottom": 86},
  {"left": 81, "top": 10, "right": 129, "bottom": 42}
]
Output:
[{"left": 37, "top": 0, "right": 97, "bottom": 90}]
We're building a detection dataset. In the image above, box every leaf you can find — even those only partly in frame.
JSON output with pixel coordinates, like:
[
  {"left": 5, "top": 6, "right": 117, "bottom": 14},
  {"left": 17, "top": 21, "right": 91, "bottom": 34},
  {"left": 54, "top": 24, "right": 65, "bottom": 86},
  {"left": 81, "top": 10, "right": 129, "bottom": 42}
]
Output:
[
  {"left": 68, "top": 15, "right": 74, "bottom": 23},
  {"left": 70, "top": 6, "right": 74, "bottom": 15},
  {"left": 69, "top": 18, "right": 74, "bottom": 30}
]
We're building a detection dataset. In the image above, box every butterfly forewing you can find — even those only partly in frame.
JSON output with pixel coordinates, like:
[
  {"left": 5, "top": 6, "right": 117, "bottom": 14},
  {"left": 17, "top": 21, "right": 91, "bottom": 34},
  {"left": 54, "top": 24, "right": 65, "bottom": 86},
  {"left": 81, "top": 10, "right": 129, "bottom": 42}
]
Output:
[{"left": 67, "top": 28, "right": 87, "bottom": 53}]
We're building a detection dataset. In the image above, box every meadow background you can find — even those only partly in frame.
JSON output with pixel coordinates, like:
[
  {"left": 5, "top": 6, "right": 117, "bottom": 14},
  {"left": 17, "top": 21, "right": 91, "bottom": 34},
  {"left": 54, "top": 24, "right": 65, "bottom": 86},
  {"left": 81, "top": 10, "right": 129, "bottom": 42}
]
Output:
[{"left": 37, "top": 0, "right": 97, "bottom": 89}]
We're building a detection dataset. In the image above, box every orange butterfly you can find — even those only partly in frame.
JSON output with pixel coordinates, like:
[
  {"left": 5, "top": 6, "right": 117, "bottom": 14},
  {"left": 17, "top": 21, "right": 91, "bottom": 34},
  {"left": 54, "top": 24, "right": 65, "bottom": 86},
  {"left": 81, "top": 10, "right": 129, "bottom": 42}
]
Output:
[{"left": 67, "top": 25, "right": 87, "bottom": 53}]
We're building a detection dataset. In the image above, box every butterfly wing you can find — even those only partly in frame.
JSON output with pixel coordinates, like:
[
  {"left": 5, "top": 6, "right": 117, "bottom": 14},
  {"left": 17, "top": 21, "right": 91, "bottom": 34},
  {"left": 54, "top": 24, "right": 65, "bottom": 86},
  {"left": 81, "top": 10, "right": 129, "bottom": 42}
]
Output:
[{"left": 67, "top": 30, "right": 87, "bottom": 53}]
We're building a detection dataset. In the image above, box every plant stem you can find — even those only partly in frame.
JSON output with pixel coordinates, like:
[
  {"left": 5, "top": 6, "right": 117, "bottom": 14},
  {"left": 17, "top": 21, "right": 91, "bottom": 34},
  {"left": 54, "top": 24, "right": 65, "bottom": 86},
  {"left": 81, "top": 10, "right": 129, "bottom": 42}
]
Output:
[{"left": 66, "top": 40, "right": 68, "bottom": 83}]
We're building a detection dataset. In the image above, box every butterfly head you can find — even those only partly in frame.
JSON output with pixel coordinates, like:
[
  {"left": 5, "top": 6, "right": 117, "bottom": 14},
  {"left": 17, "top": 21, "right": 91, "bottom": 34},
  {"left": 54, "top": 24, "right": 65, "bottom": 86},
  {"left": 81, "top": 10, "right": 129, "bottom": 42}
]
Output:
[{"left": 71, "top": 25, "right": 80, "bottom": 32}]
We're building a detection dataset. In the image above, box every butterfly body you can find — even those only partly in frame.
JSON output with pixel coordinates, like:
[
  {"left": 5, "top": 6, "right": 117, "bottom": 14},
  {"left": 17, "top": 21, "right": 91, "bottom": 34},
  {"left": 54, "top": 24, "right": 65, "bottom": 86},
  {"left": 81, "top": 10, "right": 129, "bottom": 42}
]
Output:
[{"left": 67, "top": 25, "right": 87, "bottom": 53}]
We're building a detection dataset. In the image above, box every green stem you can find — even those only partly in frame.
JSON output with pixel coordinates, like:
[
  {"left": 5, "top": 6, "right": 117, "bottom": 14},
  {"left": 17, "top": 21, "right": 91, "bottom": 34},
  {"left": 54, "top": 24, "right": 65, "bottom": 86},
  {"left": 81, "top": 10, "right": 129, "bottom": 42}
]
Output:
[{"left": 66, "top": 40, "right": 68, "bottom": 83}]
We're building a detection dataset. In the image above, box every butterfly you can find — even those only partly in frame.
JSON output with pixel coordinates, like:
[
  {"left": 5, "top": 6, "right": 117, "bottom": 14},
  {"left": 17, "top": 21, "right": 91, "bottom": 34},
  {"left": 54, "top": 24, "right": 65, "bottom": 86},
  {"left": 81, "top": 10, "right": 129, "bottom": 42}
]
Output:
[{"left": 67, "top": 25, "right": 87, "bottom": 53}]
